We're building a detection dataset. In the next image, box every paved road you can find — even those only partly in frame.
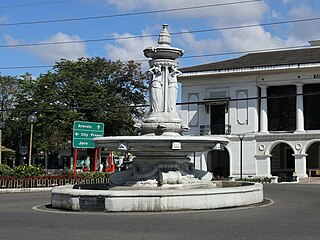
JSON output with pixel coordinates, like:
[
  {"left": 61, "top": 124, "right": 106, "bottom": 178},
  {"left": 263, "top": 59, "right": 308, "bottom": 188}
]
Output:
[{"left": 0, "top": 184, "right": 319, "bottom": 240}]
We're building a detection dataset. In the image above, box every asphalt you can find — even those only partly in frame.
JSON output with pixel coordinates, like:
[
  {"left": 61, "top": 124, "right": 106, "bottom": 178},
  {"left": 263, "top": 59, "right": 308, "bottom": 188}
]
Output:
[{"left": 0, "top": 184, "right": 320, "bottom": 240}]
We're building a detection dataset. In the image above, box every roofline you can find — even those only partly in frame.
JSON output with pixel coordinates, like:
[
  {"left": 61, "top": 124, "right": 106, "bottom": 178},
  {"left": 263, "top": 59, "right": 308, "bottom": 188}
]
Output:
[{"left": 179, "top": 62, "right": 320, "bottom": 78}]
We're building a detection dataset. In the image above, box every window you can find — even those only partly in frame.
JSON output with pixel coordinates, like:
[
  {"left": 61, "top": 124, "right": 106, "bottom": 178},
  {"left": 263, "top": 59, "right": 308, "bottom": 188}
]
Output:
[
  {"left": 304, "top": 84, "right": 320, "bottom": 130},
  {"left": 210, "top": 104, "right": 226, "bottom": 134},
  {"left": 267, "top": 85, "right": 296, "bottom": 132}
]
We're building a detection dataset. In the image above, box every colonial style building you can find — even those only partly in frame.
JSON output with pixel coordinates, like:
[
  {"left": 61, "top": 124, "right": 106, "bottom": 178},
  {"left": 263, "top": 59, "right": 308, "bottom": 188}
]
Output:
[{"left": 179, "top": 43, "right": 320, "bottom": 180}]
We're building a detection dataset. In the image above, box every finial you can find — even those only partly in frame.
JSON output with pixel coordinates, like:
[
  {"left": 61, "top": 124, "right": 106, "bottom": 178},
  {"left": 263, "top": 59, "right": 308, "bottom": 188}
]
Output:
[{"left": 158, "top": 24, "right": 171, "bottom": 46}]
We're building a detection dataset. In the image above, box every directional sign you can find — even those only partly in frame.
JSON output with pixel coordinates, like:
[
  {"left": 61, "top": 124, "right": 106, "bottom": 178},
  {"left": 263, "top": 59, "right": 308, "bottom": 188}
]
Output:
[{"left": 73, "top": 121, "right": 104, "bottom": 148}]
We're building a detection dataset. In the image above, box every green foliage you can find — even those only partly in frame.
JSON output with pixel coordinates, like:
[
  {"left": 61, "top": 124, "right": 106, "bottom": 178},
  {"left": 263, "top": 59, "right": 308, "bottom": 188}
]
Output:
[
  {"left": 45, "top": 58, "right": 147, "bottom": 136},
  {"left": 1, "top": 58, "right": 147, "bottom": 163},
  {"left": 0, "top": 162, "right": 110, "bottom": 179},
  {"left": 13, "top": 164, "right": 47, "bottom": 178},
  {"left": 0, "top": 164, "right": 13, "bottom": 176},
  {"left": 61, "top": 168, "right": 73, "bottom": 176}
]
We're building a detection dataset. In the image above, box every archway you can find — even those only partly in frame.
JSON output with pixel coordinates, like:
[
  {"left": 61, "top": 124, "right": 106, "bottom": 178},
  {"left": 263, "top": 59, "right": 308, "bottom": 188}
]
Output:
[
  {"left": 306, "top": 142, "right": 320, "bottom": 176},
  {"left": 270, "top": 143, "right": 295, "bottom": 179},
  {"left": 207, "top": 149, "right": 230, "bottom": 178}
]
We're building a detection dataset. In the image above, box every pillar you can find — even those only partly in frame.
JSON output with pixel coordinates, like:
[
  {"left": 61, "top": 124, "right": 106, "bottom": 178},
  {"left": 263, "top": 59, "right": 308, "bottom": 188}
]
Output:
[
  {"left": 255, "top": 154, "right": 272, "bottom": 178},
  {"left": 259, "top": 85, "right": 268, "bottom": 133},
  {"left": 293, "top": 154, "right": 308, "bottom": 178},
  {"left": 295, "top": 83, "right": 305, "bottom": 133}
]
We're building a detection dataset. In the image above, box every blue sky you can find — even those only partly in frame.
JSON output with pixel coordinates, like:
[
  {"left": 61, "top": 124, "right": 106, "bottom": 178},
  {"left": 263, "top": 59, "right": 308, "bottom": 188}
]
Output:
[{"left": 1, "top": 0, "right": 320, "bottom": 77}]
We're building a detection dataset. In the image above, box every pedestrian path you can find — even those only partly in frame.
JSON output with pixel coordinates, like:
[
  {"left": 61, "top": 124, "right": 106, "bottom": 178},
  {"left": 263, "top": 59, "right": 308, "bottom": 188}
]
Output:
[{"left": 298, "top": 177, "right": 320, "bottom": 184}]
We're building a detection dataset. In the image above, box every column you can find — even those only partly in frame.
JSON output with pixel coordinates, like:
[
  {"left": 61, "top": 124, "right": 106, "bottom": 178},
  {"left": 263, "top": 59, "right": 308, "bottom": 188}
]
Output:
[
  {"left": 295, "top": 83, "right": 305, "bottom": 133},
  {"left": 255, "top": 154, "right": 272, "bottom": 178},
  {"left": 259, "top": 85, "right": 268, "bottom": 133},
  {"left": 293, "top": 154, "right": 308, "bottom": 178}
]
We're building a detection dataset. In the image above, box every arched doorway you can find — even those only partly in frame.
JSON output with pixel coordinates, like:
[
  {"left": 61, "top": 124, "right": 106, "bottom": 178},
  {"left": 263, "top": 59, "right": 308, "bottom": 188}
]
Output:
[
  {"left": 207, "top": 149, "right": 230, "bottom": 178},
  {"left": 270, "top": 143, "right": 294, "bottom": 179},
  {"left": 306, "top": 142, "right": 320, "bottom": 176}
]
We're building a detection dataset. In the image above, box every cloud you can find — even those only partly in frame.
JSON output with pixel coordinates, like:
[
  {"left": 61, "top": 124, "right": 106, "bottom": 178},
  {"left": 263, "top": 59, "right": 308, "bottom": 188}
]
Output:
[
  {"left": 106, "top": 0, "right": 268, "bottom": 25},
  {"left": 3, "top": 34, "right": 20, "bottom": 45},
  {"left": 104, "top": 29, "right": 156, "bottom": 70},
  {"left": 0, "top": 15, "right": 8, "bottom": 24},
  {"left": 104, "top": 0, "right": 312, "bottom": 66},
  {"left": 103, "top": 25, "right": 223, "bottom": 70},
  {"left": 287, "top": 4, "right": 320, "bottom": 42},
  {"left": 32, "top": 33, "right": 88, "bottom": 64},
  {"left": 221, "top": 25, "right": 300, "bottom": 52},
  {"left": 282, "top": 0, "right": 293, "bottom": 5},
  {"left": 4, "top": 32, "right": 88, "bottom": 64},
  {"left": 104, "top": 0, "right": 270, "bottom": 57},
  {"left": 176, "top": 31, "right": 222, "bottom": 56}
]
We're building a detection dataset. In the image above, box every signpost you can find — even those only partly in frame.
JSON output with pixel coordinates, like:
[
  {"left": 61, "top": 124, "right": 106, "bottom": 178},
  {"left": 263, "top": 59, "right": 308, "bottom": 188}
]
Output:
[
  {"left": 73, "top": 121, "right": 104, "bottom": 148},
  {"left": 72, "top": 121, "right": 104, "bottom": 176}
]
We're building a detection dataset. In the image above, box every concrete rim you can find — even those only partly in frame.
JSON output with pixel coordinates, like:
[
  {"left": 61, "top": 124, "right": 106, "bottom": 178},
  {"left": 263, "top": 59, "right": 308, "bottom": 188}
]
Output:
[{"left": 51, "top": 181, "right": 264, "bottom": 212}]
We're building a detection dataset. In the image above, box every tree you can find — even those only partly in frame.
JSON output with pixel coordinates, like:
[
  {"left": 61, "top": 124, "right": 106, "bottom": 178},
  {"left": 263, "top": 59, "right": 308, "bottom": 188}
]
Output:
[
  {"left": 0, "top": 74, "right": 26, "bottom": 142},
  {"left": 0, "top": 75, "right": 20, "bottom": 120},
  {"left": 39, "top": 57, "right": 147, "bottom": 135},
  {"left": 2, "top": 73, "right": 39, "bottom": 164},
  {"left": 0, "top": 74, "right": 34, "bottom": 165},
  {"left": 10, "top": 58, "right": 147, "bottom": 166}
]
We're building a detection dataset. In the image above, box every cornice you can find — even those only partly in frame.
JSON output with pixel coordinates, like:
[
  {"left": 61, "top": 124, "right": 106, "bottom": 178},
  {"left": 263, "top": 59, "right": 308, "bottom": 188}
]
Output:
[
  {"left": 180, "top": 63, "right": 320, "bottom": 78},
  {"left": 255, "top": 132, "right": 320, "bottom": 141}
]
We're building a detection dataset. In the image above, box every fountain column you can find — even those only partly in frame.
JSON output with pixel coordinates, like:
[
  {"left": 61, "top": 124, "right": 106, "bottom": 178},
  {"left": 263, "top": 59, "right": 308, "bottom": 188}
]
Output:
[{"left": 142, "top": 24, "right": 184, "bottom": 135}]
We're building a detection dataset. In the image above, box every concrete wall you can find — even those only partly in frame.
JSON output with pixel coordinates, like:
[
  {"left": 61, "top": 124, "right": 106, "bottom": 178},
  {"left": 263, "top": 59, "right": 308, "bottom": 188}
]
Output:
[{"left": 179, "top": 67, "right": 320, "bottom": 178}]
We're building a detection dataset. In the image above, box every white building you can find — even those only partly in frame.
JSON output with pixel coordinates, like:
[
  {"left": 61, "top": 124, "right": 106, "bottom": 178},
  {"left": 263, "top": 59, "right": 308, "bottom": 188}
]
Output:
[{"left": 179, "top": 43, "right": 320, "bottom": 180}]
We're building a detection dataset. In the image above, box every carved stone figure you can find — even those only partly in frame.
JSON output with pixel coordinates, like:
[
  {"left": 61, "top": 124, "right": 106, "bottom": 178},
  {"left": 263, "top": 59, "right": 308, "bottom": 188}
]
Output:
[
  {"left": 148, "top": 66, "right": 163, "bottom": 113},
  {"left": 168, "top": 67, "right": 181, "bottom": 112}
]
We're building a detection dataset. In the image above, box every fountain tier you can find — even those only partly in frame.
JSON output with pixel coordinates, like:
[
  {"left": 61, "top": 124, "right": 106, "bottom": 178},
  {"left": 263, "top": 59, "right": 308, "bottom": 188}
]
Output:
[{"left": 93, "top": 134, "right": 228, "bottom": 185}]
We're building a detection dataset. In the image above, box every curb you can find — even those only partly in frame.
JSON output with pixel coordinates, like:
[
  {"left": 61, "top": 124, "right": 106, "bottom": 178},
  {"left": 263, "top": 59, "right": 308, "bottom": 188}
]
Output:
[{"left": 0, "top": 187, "right": 53, "bottom": 193}]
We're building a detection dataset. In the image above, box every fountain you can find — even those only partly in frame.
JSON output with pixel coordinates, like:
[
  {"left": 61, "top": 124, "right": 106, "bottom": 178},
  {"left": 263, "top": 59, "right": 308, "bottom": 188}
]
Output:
[{"left": 51, "top": 25, "right": 263, "bottom": 212}]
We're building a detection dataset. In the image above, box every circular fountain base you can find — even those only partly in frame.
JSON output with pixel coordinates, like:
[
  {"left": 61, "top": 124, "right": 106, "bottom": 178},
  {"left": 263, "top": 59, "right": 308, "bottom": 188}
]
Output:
[{"left": 51, "top": 182, "right": 263, "bottom": 212}]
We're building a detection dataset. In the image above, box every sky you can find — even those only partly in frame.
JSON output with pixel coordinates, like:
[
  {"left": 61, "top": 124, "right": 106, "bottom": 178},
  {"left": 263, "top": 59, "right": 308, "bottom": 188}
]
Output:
[{"left": 1, "top": 0, "right": 320, "bottom": 78}]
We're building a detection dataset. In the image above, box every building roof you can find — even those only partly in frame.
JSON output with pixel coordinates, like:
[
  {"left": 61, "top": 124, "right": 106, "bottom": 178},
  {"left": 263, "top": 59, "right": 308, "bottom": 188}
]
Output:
[{"left": 180, "top": 47, "right": 320, "bottom": 73}]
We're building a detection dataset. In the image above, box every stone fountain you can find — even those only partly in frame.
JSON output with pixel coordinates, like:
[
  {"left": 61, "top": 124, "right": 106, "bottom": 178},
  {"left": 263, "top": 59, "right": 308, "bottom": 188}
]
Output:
[
  {"left": 51, "top": 25, "right": 263, "bottom": 212},
  {"left": 99, "top": 24, "right": 228, "bottom": 187}
]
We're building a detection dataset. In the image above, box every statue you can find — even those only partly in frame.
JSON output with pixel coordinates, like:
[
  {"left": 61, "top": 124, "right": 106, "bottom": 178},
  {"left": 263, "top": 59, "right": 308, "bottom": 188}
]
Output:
[
  {"left": 142, "top": 24, "right": 185, "bottom": 134},
  {"left": 168, "top": 67, "right": 181, "bottom": 112},
  {"left": 148, "top": 66, "right": 163, "bottom": 113}
]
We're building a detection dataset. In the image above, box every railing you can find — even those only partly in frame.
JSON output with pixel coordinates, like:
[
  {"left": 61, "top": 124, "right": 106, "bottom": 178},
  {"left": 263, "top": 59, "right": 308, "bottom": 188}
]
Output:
[
  {"left": 200, "top": 124, "right": 231, "bottom": 135},
  {"left": 0, "top": 176, "right": 109, "bottom": 189}
]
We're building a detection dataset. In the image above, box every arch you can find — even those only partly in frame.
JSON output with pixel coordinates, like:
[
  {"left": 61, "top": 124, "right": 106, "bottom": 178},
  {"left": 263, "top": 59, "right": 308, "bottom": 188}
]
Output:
[
  {"left": 305, "top": 141, "right": 320, "bottom": 174},
  {"left": 302, "top": 139, "right": 320, "bottom": 154},
  {"left": 265, "top": 140, "right": 296, "bottom": 155},
  {"left": 207, "top": 147, "right": 230, "bottom": 179},
  {"left": 270, "top": 142, "right": 295, "bottom": 179}
]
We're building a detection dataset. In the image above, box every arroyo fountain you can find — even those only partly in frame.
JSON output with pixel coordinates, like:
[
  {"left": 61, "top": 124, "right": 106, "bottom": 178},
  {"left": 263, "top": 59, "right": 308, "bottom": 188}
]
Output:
[{"left": 51, "top": 25, "right": 263, "bottom": 212}]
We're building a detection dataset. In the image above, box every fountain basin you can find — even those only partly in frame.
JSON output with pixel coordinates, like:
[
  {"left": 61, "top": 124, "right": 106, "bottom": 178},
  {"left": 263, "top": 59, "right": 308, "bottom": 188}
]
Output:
[
  {"left": 93, "top": 134, "right": 229, "bottom": 186},
  {"left": 51, "top": 182, "right": 263, "bottom": 212},
  {"left": 144, "top": 46, "right": 184, "bottom": 60},
  {"left": 93, "top": 134, "right": 228, "bottom": 155}
]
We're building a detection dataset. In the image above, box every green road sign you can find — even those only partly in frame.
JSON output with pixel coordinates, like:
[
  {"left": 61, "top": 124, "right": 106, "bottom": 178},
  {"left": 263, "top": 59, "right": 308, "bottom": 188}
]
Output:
[{"left": 73, "top": 121, "right": 104, "bottom": 148}]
